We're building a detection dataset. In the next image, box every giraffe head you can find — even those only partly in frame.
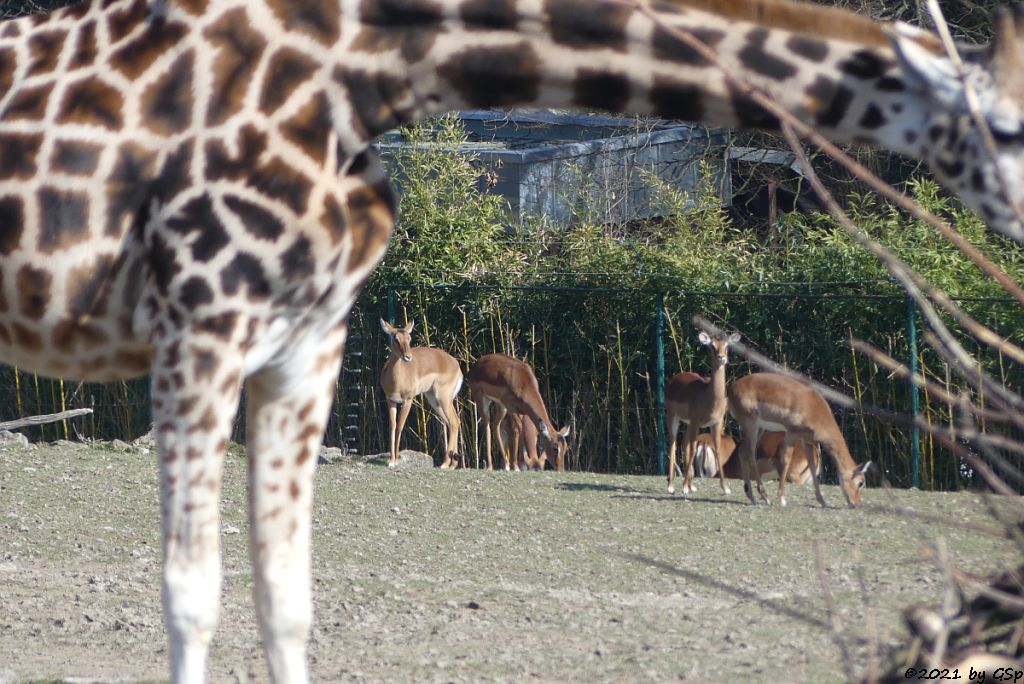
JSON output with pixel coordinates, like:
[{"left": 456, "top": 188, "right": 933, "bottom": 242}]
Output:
[
  {"left": 890, "top": 8, "right": 1024, "bottom": 242},
  {"left": 380, "top": 319, "right": 415, "bottom": 362}
]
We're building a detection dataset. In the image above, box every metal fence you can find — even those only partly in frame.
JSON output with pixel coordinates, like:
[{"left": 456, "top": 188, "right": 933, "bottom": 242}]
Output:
[{"left": 0, "top": 281, "right": 1019, "bottom": 491}]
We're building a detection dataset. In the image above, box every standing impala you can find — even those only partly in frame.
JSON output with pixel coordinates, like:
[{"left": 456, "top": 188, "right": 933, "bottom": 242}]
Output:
[
  {"left": 728, "top": 373, "right": 871, "bottom": 507},
  {"left": 468, "top": 354, "right": 570, "bottom": 472},
  {"left": 379, "top": 320, "right": 463, "bottom": 469},
  {"left": 501, "top": 412, "right": 552, "bottom": 471},
  {"left": 665, "top": 332, "right": 740, "bottom": 496}
]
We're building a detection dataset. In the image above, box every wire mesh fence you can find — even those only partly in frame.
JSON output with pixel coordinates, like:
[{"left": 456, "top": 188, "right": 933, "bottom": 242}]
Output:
[{"left": 0, "top": 281, "right": 1018, "bottom": 491}]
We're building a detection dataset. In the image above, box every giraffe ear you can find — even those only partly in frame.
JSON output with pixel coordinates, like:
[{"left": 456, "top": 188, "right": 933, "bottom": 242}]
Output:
[{"left": 888, "top": 23, "right": 961, "bottom": 105}]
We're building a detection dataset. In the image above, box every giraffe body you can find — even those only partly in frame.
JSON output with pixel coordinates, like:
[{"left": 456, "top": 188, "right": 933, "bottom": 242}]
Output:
[{"left": 1, "top": 0, "right": 1023, "bottom": 680}]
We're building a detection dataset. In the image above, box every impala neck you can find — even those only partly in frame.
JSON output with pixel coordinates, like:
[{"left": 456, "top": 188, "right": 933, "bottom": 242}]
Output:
[{"left": 331, "top": 0, "right": 925, "bottom": 159}]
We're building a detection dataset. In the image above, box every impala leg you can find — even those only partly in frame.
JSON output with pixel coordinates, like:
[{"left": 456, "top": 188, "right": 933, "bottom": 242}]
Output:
[
  {"left": 480, "top": 397, "right": 494, "bottom": 470},
  {"left": 776, "top": 437, "right": 796, "bottom": 507},
  {"left": 392, "top": 401, "right": 414, "bottom": 468},
  {"left": 491, "top": 404, "right": 510, "bottom": 471},
  {"left": 441, "top": 398, "right": 461, "bottom": 469},
  {"left": 711, "top": 424, "right": 731, "bottom": 496},
  {"left": 666, "top": 415, "right": 680, "bottom": 494},
  {"left": 387, "top": 401, "right": 399, "bottom": 466},
  {"left": 246, "top": 327, "right": 345, "bottom": 683},
  {"left": 152, "top": 334, "right": 244, "bottom": 684},
  {"left": 807, "top": 442, "right": 828, "bottom": 507},
  {"left": 681, "top": 424, "right": 700, "bottom": 494}
]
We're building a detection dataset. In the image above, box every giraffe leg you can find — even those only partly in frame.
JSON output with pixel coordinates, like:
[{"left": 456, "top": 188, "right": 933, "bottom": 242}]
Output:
[
  {"left": 246, "top": 326, "right": 346, "bottom": 683},
  {"left": 152, "top": 335, "right": 244, "bottom": 684}
]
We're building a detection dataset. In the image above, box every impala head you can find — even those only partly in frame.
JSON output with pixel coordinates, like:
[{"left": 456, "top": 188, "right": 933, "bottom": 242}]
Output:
[
  {"left": 380, "top": 319, "right": 415, "bottom": 362},
  {"left": 699, "top": 331, "right": 741, "bottom": 369},
  {"left": 890, "top": 9, "right": 1024, "bottom": 243},
  {"left": 840, "top": 461, "right": 872, "bottom": 508},
  {"left": 538, "top": 423, "right": 572, "bottom": 472}
]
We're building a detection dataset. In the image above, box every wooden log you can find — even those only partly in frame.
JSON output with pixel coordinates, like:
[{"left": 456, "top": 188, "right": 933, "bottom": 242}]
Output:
[{"left": 0, "top": 408, "right": 93, "bottom": 431}]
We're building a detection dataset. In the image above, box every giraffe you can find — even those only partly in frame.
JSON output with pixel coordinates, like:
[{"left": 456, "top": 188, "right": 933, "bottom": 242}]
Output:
[{"left": 1, "top": 0, "right": 1023, "bottom": 681}]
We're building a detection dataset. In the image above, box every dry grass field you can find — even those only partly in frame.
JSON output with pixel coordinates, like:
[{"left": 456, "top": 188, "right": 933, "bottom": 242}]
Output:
[{"left": 0, "top": 439, "right": 1018, "bottom": 683}]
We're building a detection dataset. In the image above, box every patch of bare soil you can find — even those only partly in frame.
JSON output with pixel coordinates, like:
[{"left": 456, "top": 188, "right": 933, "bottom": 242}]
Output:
[{"left": 0, "top": 440, "right": 1018, "bottom": 682}]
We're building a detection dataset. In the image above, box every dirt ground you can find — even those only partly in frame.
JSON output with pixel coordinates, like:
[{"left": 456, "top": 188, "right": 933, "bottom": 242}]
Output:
[{"left": 0, "top": 438, "right": 1019, "bottom": 683}]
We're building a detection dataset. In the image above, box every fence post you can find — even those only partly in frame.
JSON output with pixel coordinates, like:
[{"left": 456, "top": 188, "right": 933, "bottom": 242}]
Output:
[
  {"left": 906, "top": 294, "right": 922, "bottom": 488},
  {"left": 655, "top": 291, "right": 667, "bottom": 476}
]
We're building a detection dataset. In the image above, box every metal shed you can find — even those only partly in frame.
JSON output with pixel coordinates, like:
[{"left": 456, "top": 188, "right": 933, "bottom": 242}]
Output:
[{"left": 376, "top": 110, "right": 731, "bottom": 225}]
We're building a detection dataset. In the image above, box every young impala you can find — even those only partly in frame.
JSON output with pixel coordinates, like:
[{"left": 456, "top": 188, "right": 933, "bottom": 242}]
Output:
[
  {"left": 379, "top": 320, "right": 463, "bottom": 469},
  {"left": 728, "top": 373, "right": 871, "bottom": 507}
]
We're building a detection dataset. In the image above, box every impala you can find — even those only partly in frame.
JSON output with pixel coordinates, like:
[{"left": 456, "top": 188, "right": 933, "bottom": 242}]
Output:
[
  {"left": 728, "top": 373, "right": 871, "bottom": 507},
  {"left": 468, "top": 354, "right": 570, "bottom": 472},
  {"left": 705, "top": 431, "right": 821, "bottom": 485},
  {"left": 665, "top": 332, "right": 740, "bottom": 495},
  {"left": 379, "top": 320, "right": 463, "bottom": 469},
  {"left": 500, "top": 412, "right": 550, "bottom": 471}
]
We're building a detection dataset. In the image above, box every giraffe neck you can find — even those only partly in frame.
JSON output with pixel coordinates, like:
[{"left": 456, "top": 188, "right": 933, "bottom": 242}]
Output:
[{"left": 332, "top": 0, "right": 932, "bottom": 160}]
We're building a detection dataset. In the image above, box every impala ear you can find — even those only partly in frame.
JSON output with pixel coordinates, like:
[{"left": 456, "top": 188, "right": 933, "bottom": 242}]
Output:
[
  {"left": 559, "top": 425, "right": 571, "bottom": 438},
  {"left": 404, "top": 320, "right": 415, "bottom": 334},
  {"left": 380, "top": 318, "right": 392, "bottom": 334},
  {"left": 855, "top": 461, "right": 872, "bottom": 476},
  {"left": 698, "top": 331, "right": 712, "bottom": 346},
  {"left": 728, "top": 332, "right": 741, "bottom": 344}
]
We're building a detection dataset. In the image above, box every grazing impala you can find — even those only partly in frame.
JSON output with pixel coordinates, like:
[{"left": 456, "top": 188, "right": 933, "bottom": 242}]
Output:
[
  {"left": 468, "top": 354, "right": 570, "bottom": 472},
  {"left": 728, "top": 373, "right": 871, "bottom": 507},
  {"left": 696, "top": 431, "right": 821, "bottom": 484},
  {"left": 379, "top": 320, "right": 463, "bottom": 469},
  {"left": 501, "top": 412, "right": 554, "bottom": 471},
  {"left": 665, "top": 332, "right": 740, "bottom": 495}
]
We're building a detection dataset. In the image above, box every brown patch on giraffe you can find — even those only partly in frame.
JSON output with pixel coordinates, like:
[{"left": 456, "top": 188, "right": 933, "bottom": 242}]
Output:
[
  {"left": 287, "top": 519, "right": 298, "bottom": 540},
  {"left": 205, "top": 478, "right": 218, "bottom": 493},
  {"left": 5, "top": 82, "right": 54, "bottom": 121},
  {"left": 57, "top": 77, "right": 124, "bottom": 130},
  {"left": 221, "top": 253, "right": 272, "bottom": 300},
  {"left": 544, "top": 0, "right": 631, "bottom": 51},
  {"left": 174, "top": 0, "right": 208, "bottom": 15},
  {"left": 191, "top": 347, "right": 218, "bottom": 382},
  {"left": 350, "top": 24, "right": 442, "bottom": 63},
  {"left": 297, "top": 398, "right": 317, "bottom": 423},
  {"left": 27, "top": 29, "right": 66, "bottom": 76},
  {"left": 259, "top": 48, "right": 318, "bottom": 115},
  {"left": 113, "top": 350, "right": 152, "bottom": 375},
  {"left": 70, "top": 21, "right": 98, "bottom": 68},
  {"left": 652, "top": 25, "right": 721, "bottom": 65},
  {"left": 197, "top": 312, "right": 240, "bottom": 340},
  {"left": 167, "top": 195, "right": 230, "bottom": 263},
  {"left": 739, "top": 28, "right": 797, "bottom": 81},
  {"left": 11, "top": 322, "right": 43, "bottom": 352},
  {"left": 270, "top": 457, "right": 285, "bottom": 469},
  {"left": 0, "top": 22, "right": 20, "bottom": 39},
  {"left": 281, "top": 93, "right": 333, "bottom": 166},
  {"left": 176, "top": 396, "right": 200, "bottom": 418},
  {"left": 260, "top": 506, "right": 283, "bottom": 521},
  {"left": 460, "top": 0, "right": 518, "bottom": 29},
  {"left": 340, "top": 179, "right": 394, "bottom": 273},
  {"left": 266, "top": 483, "right": 280, "bottom": 493},
  {"left": 188, "top": 469, "right": 206, "bottom": 488},
  {"left": 334, "top": 68, "right": 413, "bottom": 141},
  {"left": 37, "top": 188, "right": 90, "bottom": 254},
  {"left": 438, "top": 43, "right": 541, "bottom": 107},
  {"left": 106, "top": 144, "right": 156, "bottom": 237},
  {"left": 289, "top": 480, "right": 301, "bottom": 500},
  {"left": 248, "top": 158, "right": 313, "bottom": 216},
  {"left": 572, "top": 71, "right": 631, "bottom": 112},
  {"left": 67, "top": 253, "right": 115, "bottom": 315},
  {"left": 109, "top": 19, "right": 188, "bottom": 79},
  {"left": 266, "top": 0, "right": 340, "bottom": 45},
  {"left": 107, "top": 0, "right": 148, "bottom": 43},
  {"left": 51, "top": 319, "right": 110, "bottom": 353},
  {"left": 15, "top": 265, "right": 51, "bottom": 321},
  {"left": 163, "top": 446, "right": 179, "bottom": 464},
  {"left": 0, "top": 134, "right": 44, "bottom": 180},
  {"left": 204, "top": 9, "right": 266, "bottom": 126},
  {"left": 185, "top": 446, "right": 202, "bottom": 461},
  {"left": 51, "top": 140, "right": 102, "bottom": 175},
  {"left": 0, "top": 197, "right": 25, "bottom": 255},
  {"left": 205, "top": 125, "right": 268, "bottom": 181},
  {"left": 280, "top": 236, "right": 315, "bottom": 281},
  {"left": 223, "top": 196, "right": 285, "bottom": 242},
  {"left": 142, "top": 49, "right": 195, "bottom": 135},
  {"left": 195, "top": 406, "right": 218, "bottom": 433},
  {"left": 0, "top": 47, "right": 15, "bottom": 95}
]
